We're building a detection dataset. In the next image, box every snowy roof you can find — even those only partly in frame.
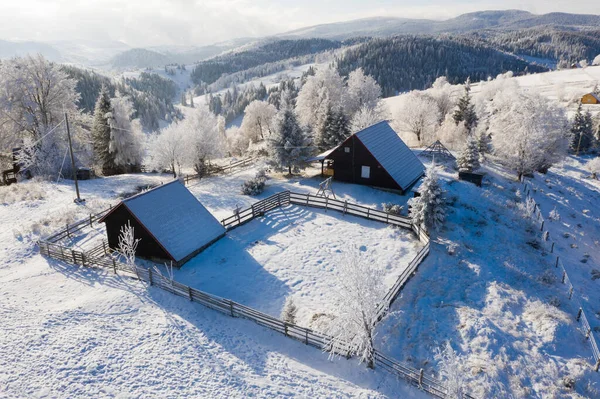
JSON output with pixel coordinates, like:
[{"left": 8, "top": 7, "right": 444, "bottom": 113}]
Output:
[
  {"left": 306, "top": 148, "right": 336, "bottom": 162},
  {"left": 101, "top": 180, "right": 225, "bottom": 262},
  {"left": 355, "top": 121, "right": 425, "bottom": 190}
]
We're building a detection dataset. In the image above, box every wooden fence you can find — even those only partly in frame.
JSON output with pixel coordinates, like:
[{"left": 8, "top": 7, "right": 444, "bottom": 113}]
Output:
[
  {"left": 183, "top": 157, "right": 255, "bottom": 185},
  {"left": 520, "top": 177, "right": 600, "bottom": 371},
  {"left": 37, "top": 190, "right": 479, "bottom": 398}
]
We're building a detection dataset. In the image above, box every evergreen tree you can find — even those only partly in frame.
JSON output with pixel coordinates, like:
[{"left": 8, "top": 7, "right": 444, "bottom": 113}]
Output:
[
  {"left": 456, "top": 136, "right": 480, "bottom": 171},
  {"left": 268, "top": 91, "right": 311, "bottom": 175},
  {"left": 181, "top": 92, "right": 188, "bottom": 106},
  {"left": 476, "top": 130, "right": 491, "bottom": 161},
  {"left": 92, "top": 85, "right": 116, "bottom": 175},
  {"left": 571, "top": 103, "right": 595, "bottom": 154},
  {"left": 453, "top": 79, "right": 478, "bottom": 133},
  {"left": 408, "top": 164, "right": 446, "bottom": 232}
]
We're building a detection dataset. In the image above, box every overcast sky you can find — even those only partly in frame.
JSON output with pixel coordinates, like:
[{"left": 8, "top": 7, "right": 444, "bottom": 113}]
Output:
[{"left": 1, "top": 0, "right": 600, "bottom": 47}]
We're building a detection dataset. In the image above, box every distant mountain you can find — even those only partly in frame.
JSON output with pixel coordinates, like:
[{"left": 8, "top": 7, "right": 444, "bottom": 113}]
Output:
[
  {"left": 110, "top": 48, "right": 173, "bottom": 69},
  {"left": 0, "top": 40, "right": 62, "bottom": 61},
  {"left": 278, "top": 10, "right": 600, "bottom": 40}
]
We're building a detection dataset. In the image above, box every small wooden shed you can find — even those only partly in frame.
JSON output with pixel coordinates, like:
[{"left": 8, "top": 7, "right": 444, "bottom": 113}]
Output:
[
  {"left": 316, "top": 121, "right": 425, "bottom": 193},
  {"left": 98, "top": 180, "right": 226, "bottom": 267},
  {"left": 581, "top": 93, "right": 600, "bottom": 105}
]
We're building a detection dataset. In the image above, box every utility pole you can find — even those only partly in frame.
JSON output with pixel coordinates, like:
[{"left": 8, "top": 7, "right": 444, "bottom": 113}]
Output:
[{"left": 65, "top": 113, "right": 84, "bottom": 203}]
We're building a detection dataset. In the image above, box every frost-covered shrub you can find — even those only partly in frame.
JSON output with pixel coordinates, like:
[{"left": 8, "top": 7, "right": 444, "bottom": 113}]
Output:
[
  {"left": 548, "top": 207, "right": 560, "bottom": 221},
  {"left": 434, "top": 342, "right": 466, "bottom": 399},
  {"left": 281, "top": 296, "right": 298, "bottom": 324},
  {"left": 241, "top": 170, "right": 268, "bottom": 196},
  {"left": 586, "top": 157, "right": 600, "bottom": 179},
  {"left": 0, "top": 179, "right": 46, "bottom": 204},
  {"left": 382, "top": 202, "right": 403, "bottom": 215}
]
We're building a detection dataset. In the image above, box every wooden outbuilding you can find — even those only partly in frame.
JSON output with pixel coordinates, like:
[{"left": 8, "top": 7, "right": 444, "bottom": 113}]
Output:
[
  {"left": 581, "top": 93, "right": 600, "bottom": 105},
  {"left": 98, "top": 180, "right": 226, "bottom": 267},
  {"left": 312, "top": 121, "right": 425, "bottom": 193}
]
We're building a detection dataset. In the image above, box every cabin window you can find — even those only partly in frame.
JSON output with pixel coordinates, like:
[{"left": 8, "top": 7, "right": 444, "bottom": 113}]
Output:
[
  {"left": 361, "top": 166, "right": 370, "bottom": 179},
  {"left": 344, "top": 147, "right": 350, "bottom": 153}
]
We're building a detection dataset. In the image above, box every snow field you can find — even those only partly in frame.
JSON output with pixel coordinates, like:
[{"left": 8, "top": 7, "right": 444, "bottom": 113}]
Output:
[{"left": 175, "top": 203, "right": 421, "bottom": 328}]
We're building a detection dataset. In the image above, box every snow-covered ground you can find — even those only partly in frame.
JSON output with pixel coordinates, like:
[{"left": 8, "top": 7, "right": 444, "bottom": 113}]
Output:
[
  {"left": 0, "top": 165, "right": 428, "bottom": 399},
  {"left": 376, "top": 156, "right": 600, "bottom": 398}
]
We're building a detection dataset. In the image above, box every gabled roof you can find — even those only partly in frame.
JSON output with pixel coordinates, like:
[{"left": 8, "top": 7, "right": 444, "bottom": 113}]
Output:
[
  {"left": 99, "top": 180, "right": 225, "bottom": 262},
  {"left": 354, "top": 121, "right": 425, "bottom": 190},
  {"left": 585, "top": 93, "right": 600, "bottom": 101}
]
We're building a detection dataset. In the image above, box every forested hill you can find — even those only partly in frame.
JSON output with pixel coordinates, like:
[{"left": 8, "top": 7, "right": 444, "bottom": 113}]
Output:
[
  {"left": 481, "top": 28, "right": 600, "bottom": 65},
  {"left": 336, "top": 35, "right": 547, "bottom": 96},
  {"left": 62, "top": 66, "right": 180, "bottom": 131},
  {"left": 190, "top": 39, "right": 343, "bottom": 85}
]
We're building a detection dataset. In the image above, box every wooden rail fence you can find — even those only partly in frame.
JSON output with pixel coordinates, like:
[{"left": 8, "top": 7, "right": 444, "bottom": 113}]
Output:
[{"left": 37, "top": 190, "right": 477, "bottom": 398}]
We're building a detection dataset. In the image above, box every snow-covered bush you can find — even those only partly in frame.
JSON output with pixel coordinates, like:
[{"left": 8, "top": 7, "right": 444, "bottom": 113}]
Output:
[
  {"left": 392, "top": 91, "right": 440, "bottom": 145},
  {"left": 593, "top": 54, "right": 600, "bottom": 66},
  {"left": 434, "top": 342, "right": 466, "bottom": 399},
  {"left": 382, "top": 202, "right": 403, "bottom": 215},
  {"left": 586, "top": 157, "right": 600, "bottom": 179},
  {"left": 456, "top": 136, "right": 480, "bottom": 172},
  {"left": 325, "top": 248, "right": 386, "bottom": 368},
  {"left": 241, "top": 170, "right": 267, "bottom": 196},
  {"left": 548, "top": 207, "right": 560, "bottom": 221},
  {"left": 281, "top": 296, "right": 298, "bottom": 324},
  {"left": 408, "top": 164, "right": 446, "bottom": 232},
  {"left": 0, "top": 179, "right": 46, "bottom": 204}
]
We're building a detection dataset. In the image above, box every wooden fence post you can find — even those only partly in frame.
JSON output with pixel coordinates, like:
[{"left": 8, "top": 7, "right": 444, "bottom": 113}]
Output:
[
  {"left": 284, "top": 322, "right": 288, "bottom": 337},
  {"left": 66, "top": 223, "right": 70, "bottom": 238},
  {"left": 148, "top": 268, "right": 153, "bottom": 286},
  {"left": 550, "top": 242, "right": 554, "bottom": 253},
  {"left": 230, "top": 301, "right": 235, "bottom": 317},
  {"left": 103, "top": 241, "right": 107, "bottom": 256},
  {"left": 562, "top": 271, "right": 566, "bottom": 284},
  {"left": 568, "top": 287, "right": 573, "bottom": 300},
  {"left": 595, "top": 359, "right": 600, "bottom": 372},
  {"left": 367, "top": 208, "right": 370, "bottom": 219},
  {"left": 112, "top": 258, "right": 117, "bottom": 274},
  {"left": 89, "top": 214, "right": 93, "bottom": 227},
  {"left": 188, "top": 286, "right": 193, "bottom": 301},
  {"left": 305, "top": 330, "right": 309, "bottom": 345},
  {"left": 343, "top": 200, "right": 348, "bottom": 214},
  {"left": 419, "top": 368, "right": 424, "bottom": 387},
  {"left": 306, "top": 193, "right": 309, "bottom": 206},
  {"left": 577, "top": 307, "right": 582, "bottom": 321},
  {"left": 555, "top": 256, "right": 559, "bottom": 268},
  {"left": 60, "top": 245, "right": 64, "bottom": 259},
  {"left": 71, "top": 249, "right": 77, "bottom": 264},
  {"left": 540, "top": 221, "right": 544, "bottom": 232}
]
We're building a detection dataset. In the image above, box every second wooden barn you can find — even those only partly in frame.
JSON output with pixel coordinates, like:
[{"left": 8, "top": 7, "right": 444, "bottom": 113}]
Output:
[
  {"left": 98, "top": 180, "right": 226, "bottom": 267},
  {"left": 314, "top": 121, "right": 425, "bottom": 193}
]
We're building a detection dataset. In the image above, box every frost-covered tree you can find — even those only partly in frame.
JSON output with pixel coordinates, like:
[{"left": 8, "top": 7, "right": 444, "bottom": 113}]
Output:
[
  {"left": 92, "top": 85, "right": 115, "bottom": 174},
  {"left": 269, "top": 91, "right": 311, "bottom": 175},
  {"left": 475, "top": 128, "right": 491, "bottom": 161},
  {"left": 490, "top": 86, "right": 570, "bottom": 179},
  {"left": 408, "top": 164, "right": 446, "bottom": 232},
  {"left": 226, "top": 126, "right": 250, "bottom": 156},
  {"left": 345, "top": 68, "right": 381, "bottom": 117},
  {"left": 429, "top": 77, "right": 457, "bottom": 123},
  {"left": 0, "top": 55, "right": 83, "bottom": 177},
  {"left": 436, "top": 115, "right": 468, "bottom": 150},
  {"left": 147, "top": 124, "right": 186, "bottom": 177},
  {"left": 240, "top": 100, "right": 276, "bottom": 143},
  {"left": 350, "top": 103, "right": 386, "bottom": 133},
  {"left": 456, "top": 136, "right": 480, "bottom": 172},
  {"left": 182, "top": 106, "right": 224, "bottom": 175},
  {"left": 117, "top": 221, "right": 140, "bottom": 269},
  {"left": 281, "top": 296, "right": 298, "bottom": 324},
  {"left": 453, "top": 79, "right": 478, "bottom": 133},
  {"left": 325, "top": 248, "right": 386, "bottom": 368},
  {"left": 392, "top": 91, "right": 440, "bottom": 145},
  {"left": 106, "top": 92, "right": 145, "bottom": 171},
  {"left": 434, "top": 342, "right": 466, "bottom": 399},
  {"left": 570, "top": 103, "right": 595, "bottom": 154},
  {"left": 295, "top": 67, "right": 346, "bottom": 128}
]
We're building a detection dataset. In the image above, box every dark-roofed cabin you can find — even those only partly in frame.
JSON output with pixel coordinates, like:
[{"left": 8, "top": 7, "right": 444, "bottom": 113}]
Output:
[
  {"left": 98, "top": 180, "right": 226, "bottom": 267},
  {"left": 321, "top": 121, "right": 425, "bottom": 193}
]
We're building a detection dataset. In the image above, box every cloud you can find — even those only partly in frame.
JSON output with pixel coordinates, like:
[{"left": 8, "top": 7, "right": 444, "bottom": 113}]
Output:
[{"left": 0, "top": 0, "right": 599, "bottom": 47}]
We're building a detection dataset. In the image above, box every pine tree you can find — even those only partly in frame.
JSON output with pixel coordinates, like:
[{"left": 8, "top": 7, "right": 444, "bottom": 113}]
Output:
[
  {"left": 571, "top": 103, "right": 594, "bottom": 154},
  {"left": 189, "top": 94, "right": 195, "bottom": 108},
  {"left": 453, "top": 79, "right": 478, "bottom": 133},
  {"left": 92, "top": 85, "right": 116, "bottom": 175},
  {"left": 475, "top": 129, "right": 490, "bottom": 161},
  {"left": 281, "top": 297, "right": 298, "bottom": 324},
  {"left": 456, "top": 136, "right": 480, "bottom": 171},
  {"left": 269, "top": 91, "right": 311, "bottom": 175},
  {"left": 408, "top": 164, "right": 446, "bottom": 232},
  {"left": 181, "top": 92, "right": 187, "bottom": 106}
]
